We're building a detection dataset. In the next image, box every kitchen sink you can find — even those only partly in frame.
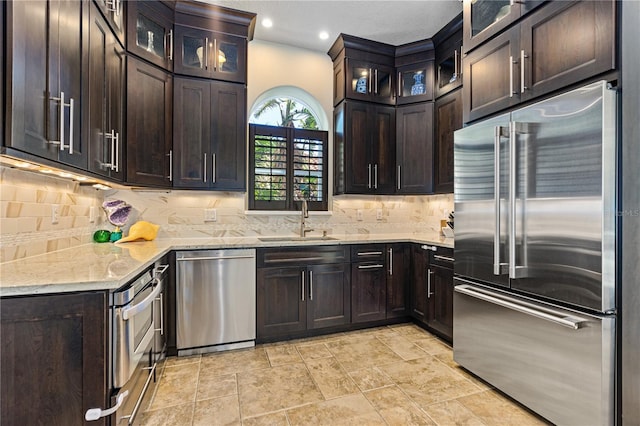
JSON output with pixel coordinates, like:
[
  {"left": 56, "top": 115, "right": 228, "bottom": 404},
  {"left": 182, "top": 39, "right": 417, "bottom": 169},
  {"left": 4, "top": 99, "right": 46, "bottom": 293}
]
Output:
[{"left": 258, "top": 236, "right": 339, "bottom": 242}]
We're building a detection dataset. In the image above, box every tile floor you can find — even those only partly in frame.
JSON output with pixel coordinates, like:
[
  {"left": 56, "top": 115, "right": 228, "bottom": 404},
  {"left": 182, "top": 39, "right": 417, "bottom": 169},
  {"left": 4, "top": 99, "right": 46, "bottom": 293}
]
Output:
[{"left": 139, "top": 324, "right": 550, "bottom": 426}]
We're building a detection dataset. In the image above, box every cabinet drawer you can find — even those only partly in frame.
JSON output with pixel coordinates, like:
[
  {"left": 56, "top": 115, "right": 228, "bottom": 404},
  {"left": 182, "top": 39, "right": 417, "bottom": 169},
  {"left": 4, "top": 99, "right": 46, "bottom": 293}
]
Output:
[
  {"left": 430, "top": 247, "right": 454, "bottom": 268},
  {"left": 351, "top": 244, "right": 386, "bottom": 261},
  {"left": 257, "top": 246, "right": 350, "bottom": 267}
]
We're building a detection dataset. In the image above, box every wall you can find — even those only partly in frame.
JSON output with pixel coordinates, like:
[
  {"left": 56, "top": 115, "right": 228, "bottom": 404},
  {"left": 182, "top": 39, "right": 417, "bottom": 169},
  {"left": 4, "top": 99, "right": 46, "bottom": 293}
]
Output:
[{"left": 247, "top": 40, "right": 334, "bottom": 130}]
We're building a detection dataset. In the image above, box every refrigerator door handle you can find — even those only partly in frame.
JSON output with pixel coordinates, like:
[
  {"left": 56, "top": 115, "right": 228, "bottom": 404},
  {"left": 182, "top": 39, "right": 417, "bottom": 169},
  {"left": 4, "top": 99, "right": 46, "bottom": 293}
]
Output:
[
  {"left": 455, "top": 284, "right": 589, "bottom": 330},
  {"left": 494, "top": 126, "right": 509, "bottom": 275},
  {"left": 508, "top": 122, "right": 531, "bottom": 279}
]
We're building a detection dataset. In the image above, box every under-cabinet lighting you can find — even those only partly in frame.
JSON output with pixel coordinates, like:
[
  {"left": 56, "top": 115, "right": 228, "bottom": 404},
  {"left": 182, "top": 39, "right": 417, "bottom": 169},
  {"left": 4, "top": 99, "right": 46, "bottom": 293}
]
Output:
[{"left": 0, "top": 155, "right": 119, "bottom": 190}]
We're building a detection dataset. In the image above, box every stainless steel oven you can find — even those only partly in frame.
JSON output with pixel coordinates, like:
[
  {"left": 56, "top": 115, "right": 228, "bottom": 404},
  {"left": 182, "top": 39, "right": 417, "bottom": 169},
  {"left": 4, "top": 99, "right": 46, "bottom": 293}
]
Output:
[{"left": 91, "top": 262, "right": 169, "bottom": 425}]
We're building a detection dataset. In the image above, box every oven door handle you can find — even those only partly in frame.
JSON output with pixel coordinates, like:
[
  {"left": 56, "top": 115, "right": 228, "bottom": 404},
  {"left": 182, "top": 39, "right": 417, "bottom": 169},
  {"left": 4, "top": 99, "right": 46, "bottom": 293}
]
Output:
[
  {"left": 122, "top": 280, "right": 162, "bottom": 320},
  {"left": 85, "top": 390, "right": 129, "bottom": 421}
]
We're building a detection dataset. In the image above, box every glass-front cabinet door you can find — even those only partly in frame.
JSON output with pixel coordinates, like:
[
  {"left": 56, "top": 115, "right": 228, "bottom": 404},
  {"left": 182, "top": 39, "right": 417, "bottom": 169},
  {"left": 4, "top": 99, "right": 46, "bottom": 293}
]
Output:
[
  {"left": 463, "top": 0, "right": 546, "bottom": 53},
  {"left": 463, "top": 0, "right": 519, "bottom": 53},
  {"left": 396, "top": 62, "right": 434, "bottom": 105},
  {"left": 174, "top": 26, "right": 246, "bottom": 83},
  {"left": 345, "top": 59, "right": 395, "bottom": 105},
  {"left": 127, "top": 1, "right": 173, "bottom": 71}
]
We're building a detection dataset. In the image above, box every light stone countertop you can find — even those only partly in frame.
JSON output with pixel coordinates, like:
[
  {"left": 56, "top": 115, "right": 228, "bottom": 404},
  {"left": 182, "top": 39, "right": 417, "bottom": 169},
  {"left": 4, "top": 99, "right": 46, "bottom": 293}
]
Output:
[{"left": 0, "top": 233, "right": 453, "bottom": 297}]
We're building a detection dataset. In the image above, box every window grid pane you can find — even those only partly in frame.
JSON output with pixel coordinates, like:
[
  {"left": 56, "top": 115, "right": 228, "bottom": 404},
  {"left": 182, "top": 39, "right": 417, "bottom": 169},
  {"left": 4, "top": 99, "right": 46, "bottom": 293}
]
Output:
[
  {"left": 293, "top": 136, "right": 324, "bottom": 202},
  {"left": 254, "top": 134, "right": 287, "bottom": 201}
]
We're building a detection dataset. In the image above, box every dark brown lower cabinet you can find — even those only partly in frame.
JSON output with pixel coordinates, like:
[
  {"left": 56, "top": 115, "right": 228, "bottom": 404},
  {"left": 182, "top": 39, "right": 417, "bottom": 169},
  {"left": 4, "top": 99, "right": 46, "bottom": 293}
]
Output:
[
  {"left": 256, "top": 246, "right": 350, "bottom": 341},
  {"left": 351, "top": 261, "right": 387, "bottom": 323},
  {"left": 352, "top": 243, "right": 410, "bottom": 323},
  {"left": 0, "top": 292, "right": 108, "bottom": 425},
  {"left": 426, "top": 256, "right": 454, "bottom": 342},
  {"left": 410, "top": 244, "right": 429, "bottom": 325},
  {"left": 386, "top": 243, "right": 410, "bottom": 318}
]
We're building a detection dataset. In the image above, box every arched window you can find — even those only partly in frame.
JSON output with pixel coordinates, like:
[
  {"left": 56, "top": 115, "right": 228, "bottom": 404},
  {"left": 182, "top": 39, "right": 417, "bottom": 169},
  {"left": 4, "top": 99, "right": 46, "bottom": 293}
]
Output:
[{"left": 248, "top": 88, "right": 328, "bottom": 211}]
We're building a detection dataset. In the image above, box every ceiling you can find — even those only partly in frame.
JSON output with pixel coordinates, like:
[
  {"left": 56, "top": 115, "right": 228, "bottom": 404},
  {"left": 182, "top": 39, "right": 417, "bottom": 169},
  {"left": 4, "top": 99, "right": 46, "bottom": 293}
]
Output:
[{"left": 202, "top": 1, "right": 463, "bottom": 53}]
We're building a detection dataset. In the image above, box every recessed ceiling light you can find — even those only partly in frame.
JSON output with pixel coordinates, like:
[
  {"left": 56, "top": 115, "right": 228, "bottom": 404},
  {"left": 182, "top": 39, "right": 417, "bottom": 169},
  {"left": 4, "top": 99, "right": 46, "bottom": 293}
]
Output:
[
  {"left": 319, "top": 31, "right": 329, "bottom": 40},
  {"left": 262, "top": 18, "right": 273, "bottom": 28}
]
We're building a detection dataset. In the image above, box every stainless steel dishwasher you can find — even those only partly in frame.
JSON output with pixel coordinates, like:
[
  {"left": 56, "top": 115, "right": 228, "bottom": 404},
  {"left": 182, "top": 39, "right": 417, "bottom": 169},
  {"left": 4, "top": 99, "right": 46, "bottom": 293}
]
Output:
[{"left": 176, "top": 249, "right": 256, "bottom": 356}]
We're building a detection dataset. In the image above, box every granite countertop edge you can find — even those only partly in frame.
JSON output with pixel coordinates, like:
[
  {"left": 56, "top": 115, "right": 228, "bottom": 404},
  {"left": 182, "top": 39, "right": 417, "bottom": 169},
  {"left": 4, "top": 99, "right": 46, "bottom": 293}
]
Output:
[{"left": 0, "top": 233, "right": 453, "bottom": 297}]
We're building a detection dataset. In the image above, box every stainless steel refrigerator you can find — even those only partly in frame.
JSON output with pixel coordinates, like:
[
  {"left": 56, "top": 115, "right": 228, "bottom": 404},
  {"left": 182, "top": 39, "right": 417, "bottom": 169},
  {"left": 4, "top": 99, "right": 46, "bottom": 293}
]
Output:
[{"left": 453, "top": 81, "right": 617, "bottom": 425}]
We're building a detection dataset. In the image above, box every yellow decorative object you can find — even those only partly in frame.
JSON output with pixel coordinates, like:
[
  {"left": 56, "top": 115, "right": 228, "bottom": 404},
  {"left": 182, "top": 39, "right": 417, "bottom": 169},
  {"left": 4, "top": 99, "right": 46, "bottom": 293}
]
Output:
[{"left": 114, "top": 221, "right": 160, "bottom": 244}]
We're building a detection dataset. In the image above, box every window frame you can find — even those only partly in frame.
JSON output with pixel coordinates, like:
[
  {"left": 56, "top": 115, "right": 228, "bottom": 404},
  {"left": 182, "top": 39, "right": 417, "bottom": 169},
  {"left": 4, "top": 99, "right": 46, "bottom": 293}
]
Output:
[{"left": 249, "top": 124, "right": 329, "bottom": 212}]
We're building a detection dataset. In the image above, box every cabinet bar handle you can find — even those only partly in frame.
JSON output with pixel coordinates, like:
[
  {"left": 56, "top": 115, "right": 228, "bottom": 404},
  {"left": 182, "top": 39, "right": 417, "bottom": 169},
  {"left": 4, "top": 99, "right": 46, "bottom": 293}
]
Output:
[
  {"left": 397, "top": 165, "right": 401, "bottom": 190},
  {"left": 357, "top": 251, "right": 383, "bottom": 256},
  {"left": 203, "top": 153, "right": 207, "bottom": 182},
  {"left": 388, "top": 248, "right": 393, "bottom": 275},
  {"left": 397, "top": 71, "right": 402, "bottom": 97},
  {"left": 85, "top": 390, "right": 129, "bottom": 421},
  {"left": 114, "top": 132, "right": 119, "bottom": 172},
  {"left": 509, "top": 56, "right": 515, "bottom": 97},
  {"left": 520, "top": 50, "right": 528, "bottom": 93},
  {"left": 68, "top": 98, "right": 74, "bottom": 154},
  {"left": 374, "top": 164, "right": 378, "bottom": 189},
  {"left": 368, "top": 68, "right": 373, "bottom": 93},
  {"left": 309, "top": 271, "right": 313, "bottom": 300},
  {"left": 213, "top": 39, "right": 218, "bottom": 70},
  {"left": 49, "top": 92, "right": 73, "bottom": 153},
  {"left": 427, "top": 269, "right": 434, "bottom": 298},
  {"left": 358, "top": 264, "right": 384, "bottom": 269},
  {"left": 374, "top": 69, "right": 379, "bottom": 94},
  {"left": 167, "top": 150, "right": 173, "bottom": 181},
  {"left": 211, "top": 153, "right": 217, "bottom": 183},
  {"left": 204, "top": 37, "right": 209, "bottom": 69},
  {"left": 368, "top": 164, "right": 372, "bottom": 189},
  {"left": 433, "top": 255, "right": 455, "bottom": 262},
  {"left": 168, "top": 29, "right": 174, "bottom": 61},
  {"left": 301, "top": 271, "right": 305, "bottom": 301},
  {"left": 454, "top": 49, "right": 458, "bottom": 78}
]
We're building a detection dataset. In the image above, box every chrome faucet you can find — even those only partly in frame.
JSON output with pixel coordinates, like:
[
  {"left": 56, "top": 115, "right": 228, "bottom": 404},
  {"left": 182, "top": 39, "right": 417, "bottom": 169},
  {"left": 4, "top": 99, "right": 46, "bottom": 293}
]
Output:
[{"left": 300, "top": 199, "right": 314, "bottom": 237}]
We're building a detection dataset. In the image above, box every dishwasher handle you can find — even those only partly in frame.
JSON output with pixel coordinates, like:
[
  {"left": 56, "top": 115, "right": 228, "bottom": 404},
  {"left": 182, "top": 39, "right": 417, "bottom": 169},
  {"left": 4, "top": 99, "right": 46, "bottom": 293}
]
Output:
[{"left": 177, "top": 255, "right": 255, "bottom": 261}]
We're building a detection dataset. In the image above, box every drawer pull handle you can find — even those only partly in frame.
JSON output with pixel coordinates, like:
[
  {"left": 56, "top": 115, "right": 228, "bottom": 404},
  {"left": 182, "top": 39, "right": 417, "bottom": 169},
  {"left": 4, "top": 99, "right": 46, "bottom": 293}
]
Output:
[
  {"left": 433, "top": 255, "right": 455, "bottom": 263},
  {"left": 358, "top": 264, "right": 384, "bottom": 269},
  {"left": 357, "top": 251, "right": 383, "bottom": 256}
]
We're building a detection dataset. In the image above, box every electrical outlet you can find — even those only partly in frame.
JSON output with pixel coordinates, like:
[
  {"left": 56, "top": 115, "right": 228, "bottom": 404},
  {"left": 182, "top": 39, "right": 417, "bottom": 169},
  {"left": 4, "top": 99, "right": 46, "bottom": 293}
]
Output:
[
  {"left": 204, "top": 208, "right": 217, "bottom": 222},
  {"left": 376, "top": 209, "right": 383, "bottom": 220},
  {"left": 51, "top": 204, "right": 60, "bottom": 224},
  {"left": 89, "top": 206, "right": 98, "bottom": 223},
  {"left": 356, "top": 209, "right": 363, "bottom": 221}
]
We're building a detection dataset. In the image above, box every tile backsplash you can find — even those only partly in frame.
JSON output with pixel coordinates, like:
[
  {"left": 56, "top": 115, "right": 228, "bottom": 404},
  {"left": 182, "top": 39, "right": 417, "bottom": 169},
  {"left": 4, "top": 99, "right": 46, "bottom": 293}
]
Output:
[{"left": 0, "top": 166, "right": 453, "bottom": 262}]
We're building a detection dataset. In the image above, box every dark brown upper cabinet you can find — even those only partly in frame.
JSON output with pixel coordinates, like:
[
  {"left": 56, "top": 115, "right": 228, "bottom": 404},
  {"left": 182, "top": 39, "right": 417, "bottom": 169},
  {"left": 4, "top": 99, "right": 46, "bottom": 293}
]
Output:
[
  {"left": 433, "top": 14, "right": 463, "bottom": 99},
  {"left": 462, "top": 0, "right": 545, "bottom": 54},
  {"left": 395, "top": 39, "right": 435, "bottom": 105},
  {"left": 87, "top": 3, "right": 126, "bottom": 181},
  {"left": 174, "top": 27, "right": 247, "bottom": 83},
  {"left": 126, "top": 57, "right": 173, "bottom": 187},
  {"left": 334, "top": 101, "right": 396, "bottom": 195},
  {"left": 173, "top": 77, "right": 246, "bottom": 190},
  {"left": 329, "top": 34, "right": 396, "bottom": 106},
  {"left": 463, "top": 0, "right": 616, "bottom": 123},
  {"left": 434, "top": 88, "right": 461, "bottom": 194},
  {"left": 396, "top": 102, "right": 434, "bottom": 194},
  {"left": 4, "top": 0, "right": 89, "bottom": 169},
  {"left": 173, "top": 1, "right": 254, "bottom": 83},
  {"left": 127, "top": 1, "right": 174, "bottom": 71},
  {"left": 93, "top": 0, "right": 125, "bottom": 46}
]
